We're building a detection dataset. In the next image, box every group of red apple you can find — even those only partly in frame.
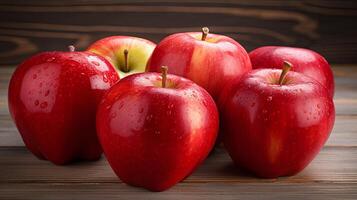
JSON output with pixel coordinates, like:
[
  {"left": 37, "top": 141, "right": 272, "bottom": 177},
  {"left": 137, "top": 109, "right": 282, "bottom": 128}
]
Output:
[{"left": 8, "top": 27, "right": 335, "bottom": 191}]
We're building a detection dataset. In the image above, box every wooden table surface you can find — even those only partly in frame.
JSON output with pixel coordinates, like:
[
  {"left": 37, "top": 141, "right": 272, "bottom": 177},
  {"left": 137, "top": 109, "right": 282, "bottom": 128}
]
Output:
[{"left": 0, "top": 66, "right": 357, "bottom": 199}]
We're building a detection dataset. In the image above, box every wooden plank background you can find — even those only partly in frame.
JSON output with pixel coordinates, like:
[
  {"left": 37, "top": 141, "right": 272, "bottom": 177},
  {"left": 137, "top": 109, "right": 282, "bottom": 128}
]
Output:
[{"left": 1, "top": 0, "right": 357, "bottom": 66}]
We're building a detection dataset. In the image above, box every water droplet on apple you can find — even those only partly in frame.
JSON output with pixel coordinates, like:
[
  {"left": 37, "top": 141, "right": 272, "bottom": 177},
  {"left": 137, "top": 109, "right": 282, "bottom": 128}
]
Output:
[
  {"left": 34, "top": 100, "right": 39, "bottom": 106},
  {"left": 68, "top": 62, "right": 77, "bottom": 67},
  {"left": 91, "top": 61, "right": 99, "bottom": 66},
  {"left": 110, "top": 112, "right": 117, "bottom": 118},
  {"left": 40, "top": 102, "right": 48, "bottom": 108},
  {"left": 118, "top": 102, "right": 124, "bottom": 109},
  {"left": 103, "top": 74, "right": 108, "bottom": 82},
  {"left": 267, "top": 96, "right": 273, "bottom": 101},
  {"left": 146, "top": 115, "right": 153, "bottom": 121},
  {"left": 46, "top": 57, "right": 56, "bottom": 62},
  {"left": 44, "top": 90, "right": 50, "bottom": 96},
  {"left": 262, "top": 109, "right": 267, "bottom": 114}
]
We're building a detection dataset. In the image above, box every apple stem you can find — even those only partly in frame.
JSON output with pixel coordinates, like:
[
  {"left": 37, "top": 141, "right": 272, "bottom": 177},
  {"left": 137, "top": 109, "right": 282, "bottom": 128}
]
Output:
[
  {"left": 278, "top": 61, "right": 293, "bottom": 85},
  {"left": 201, "top": 27, "right": 209, "bottom": 41},
  {"left": 123, "top": 49, "right": 129, "bottom": 72},
  {"left": 68, "top": 45, "right": 75, "bottom": 52},
  {"left": 161, "top": 66, "right": 168, "bottom": 88}
]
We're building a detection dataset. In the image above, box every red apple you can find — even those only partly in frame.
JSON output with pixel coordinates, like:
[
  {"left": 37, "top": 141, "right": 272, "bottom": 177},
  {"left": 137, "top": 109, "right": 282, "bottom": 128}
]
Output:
[
  {"left": 249, "top": 46, "right": 334, "bottom": 98},
  {"left": 96, "top": 67, "right": 219, "bottom": 191},
  {"left": 220, "top": 62, "right": 335, "bottom": 178},
  {"left": 146, "top": 27, "right": 252, "bottom": 101},
  {"left": 8, "top": 46, "right": 119, "bottom": 165},
  {"left": 87, "top": 36, "right": 156, "bottom": 78}
]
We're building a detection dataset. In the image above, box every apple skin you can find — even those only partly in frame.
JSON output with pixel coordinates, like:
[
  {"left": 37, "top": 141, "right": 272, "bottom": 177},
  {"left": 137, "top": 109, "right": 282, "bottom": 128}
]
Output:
[
  {"left": 146, "top": 32, "right": 252, "bottom": 101},
  {"left": 249, "top": 46, "right": 334, "bottom": 98},
  {"left": 220, "top": 69, "right": 335, "bottom": 178},
  {"left": 96, "top": 72, "right": 219, "bottom": 191},
  {"left": 87, "top": 36, "right": 156, "bottom": 78},
  {"left": 8, "top": 51, "right": 119, "bottom": 165}
]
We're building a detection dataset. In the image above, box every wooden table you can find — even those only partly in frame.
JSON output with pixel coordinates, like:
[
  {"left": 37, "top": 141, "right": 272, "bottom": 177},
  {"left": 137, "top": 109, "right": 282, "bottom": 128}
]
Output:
[{"left": 1, "top": 66, "right": 356, "bottom": 199}]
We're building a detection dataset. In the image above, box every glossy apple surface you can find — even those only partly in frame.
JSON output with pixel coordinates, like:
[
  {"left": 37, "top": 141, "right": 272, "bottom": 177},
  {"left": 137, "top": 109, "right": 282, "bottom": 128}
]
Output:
[
  {"left": 96, "top": 72, "right": 219, "bottom": 191},
  {"left": 249, "top": 46, "right": 334, "bottom": 98},
  {"left": 87, "top": 36, "right": 156, "bottom": 78},
  {"left": 8, "top": 50, "right": 119, "bottom": 165},
  {"left": 220, "top": 68, "right": 335, "bottom": 178},
  {"left": 147, "top": 28, "right": 252, "bottom": 101}
]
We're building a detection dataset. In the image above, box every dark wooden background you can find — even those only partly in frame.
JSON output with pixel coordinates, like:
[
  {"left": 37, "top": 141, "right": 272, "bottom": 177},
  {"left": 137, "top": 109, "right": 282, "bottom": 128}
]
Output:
[{"left": 0, "top": 0, "right": 357, "bottom": 66}]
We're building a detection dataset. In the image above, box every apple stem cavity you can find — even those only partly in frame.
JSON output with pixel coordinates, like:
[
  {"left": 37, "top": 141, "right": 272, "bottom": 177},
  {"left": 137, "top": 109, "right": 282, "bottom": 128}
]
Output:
[
  {"left": 161, "top": 66, "right": 168, "bottom": 88},
  {"left": 68, "top": 45, "right": 75, "bottom": 52},
  {"left": 278, "top": 61, "right": 293, "bottom": 85},
  {"left": 201, "top": 27, "right": 209, "bottom": 41},
  {"left": 123, "top": 49, "right": 129, "bottom": 72}
]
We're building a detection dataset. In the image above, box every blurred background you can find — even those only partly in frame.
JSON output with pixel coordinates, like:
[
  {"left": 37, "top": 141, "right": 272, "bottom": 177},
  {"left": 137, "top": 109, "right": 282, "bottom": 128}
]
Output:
[{"left": 0, "top": 0, "right": 357, "bottom": 66}]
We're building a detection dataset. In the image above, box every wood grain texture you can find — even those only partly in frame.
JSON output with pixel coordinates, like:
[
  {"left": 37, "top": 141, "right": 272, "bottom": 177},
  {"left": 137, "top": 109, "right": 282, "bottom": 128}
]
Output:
[
  {"left": 0, "top": 147, "right": 357, "bottom": 199},
  {"left": 1, "top": 183, "right": 356, "bottom": 200},
  {"left": 0, "top": 0, "right": 357, "bottom": 65},
  {"left": 1, "top": 146, "right": 357, "bottom": 184}
]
